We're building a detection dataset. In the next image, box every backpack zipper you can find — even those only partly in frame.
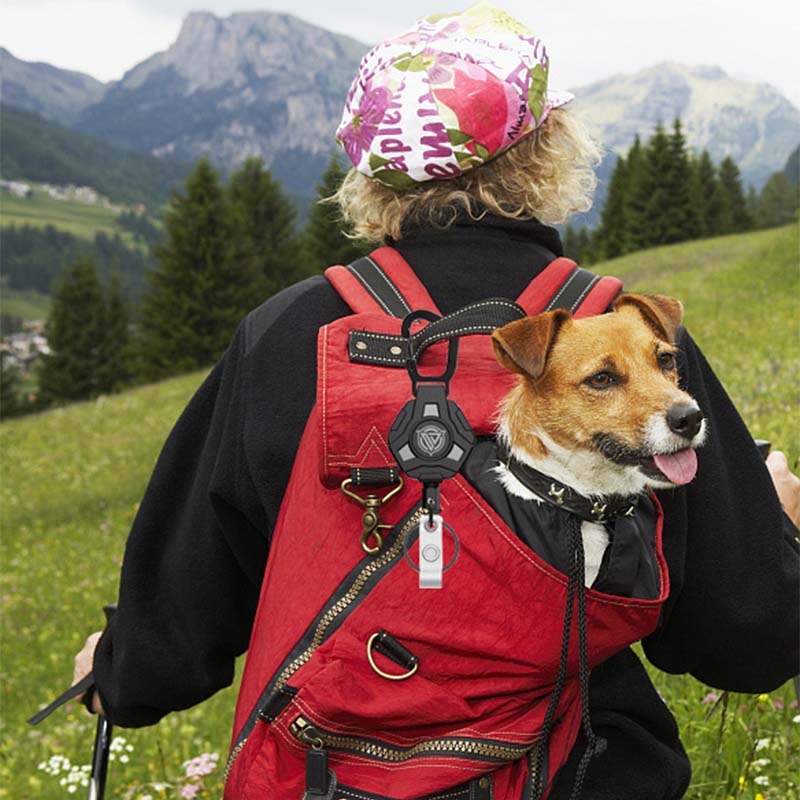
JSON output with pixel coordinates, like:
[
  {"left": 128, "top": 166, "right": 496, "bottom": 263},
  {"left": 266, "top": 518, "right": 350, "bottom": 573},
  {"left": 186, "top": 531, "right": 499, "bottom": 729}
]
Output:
[
  {"left": 224, "top": 507, "right": 425, "bottom": 785},
  {"left": 289, "top": 713, "right": 539, "bottom": 764}
]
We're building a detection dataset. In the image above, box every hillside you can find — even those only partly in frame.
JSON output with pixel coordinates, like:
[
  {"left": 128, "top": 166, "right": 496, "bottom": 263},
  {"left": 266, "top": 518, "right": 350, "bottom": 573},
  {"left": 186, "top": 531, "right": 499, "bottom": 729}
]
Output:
[
  {"left": 1, "top": 224, "right": 797, "bottom": 798},
  {"left": 0, "top": 47, "right": 106, "bottom": 126},
  {"left": 0, "top": 104, "right": 191, "bottom": 209}
]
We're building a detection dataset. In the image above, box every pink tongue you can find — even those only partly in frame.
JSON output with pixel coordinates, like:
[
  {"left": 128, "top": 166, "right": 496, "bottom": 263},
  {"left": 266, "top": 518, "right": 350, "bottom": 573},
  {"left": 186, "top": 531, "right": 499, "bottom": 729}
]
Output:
[{"left": 653, "top": 449, "right": 698, "bottom": 485}]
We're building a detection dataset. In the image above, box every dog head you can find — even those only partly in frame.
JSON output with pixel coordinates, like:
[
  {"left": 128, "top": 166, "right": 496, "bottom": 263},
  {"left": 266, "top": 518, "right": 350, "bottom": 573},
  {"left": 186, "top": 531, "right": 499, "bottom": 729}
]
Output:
[{"left": 492, "top": 294, "right": 706, "bottom": 497}]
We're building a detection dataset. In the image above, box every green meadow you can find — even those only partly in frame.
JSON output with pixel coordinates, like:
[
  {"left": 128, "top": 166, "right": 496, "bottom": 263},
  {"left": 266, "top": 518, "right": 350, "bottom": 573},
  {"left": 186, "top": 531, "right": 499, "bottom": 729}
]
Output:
[
  {"left": 1, "top": 289, "right": 51, "bottom": 323},
  {"left": 1, "top": 225, "right": 797, "bottom": 799},
  {"left": 1, "top": 187, "right": 137, "bottom": 245}
]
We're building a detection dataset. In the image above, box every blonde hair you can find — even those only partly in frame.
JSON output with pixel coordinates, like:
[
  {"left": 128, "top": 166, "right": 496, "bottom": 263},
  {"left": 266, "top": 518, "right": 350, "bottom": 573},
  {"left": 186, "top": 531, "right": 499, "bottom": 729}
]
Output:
[{"left": 333, "top": 108, "right": 601, "bottom": 243}]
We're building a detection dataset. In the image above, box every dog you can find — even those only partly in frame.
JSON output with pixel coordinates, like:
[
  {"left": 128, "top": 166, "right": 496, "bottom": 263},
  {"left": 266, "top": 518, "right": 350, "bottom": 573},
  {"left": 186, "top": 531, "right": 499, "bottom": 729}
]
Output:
[{"left": 490, "top": 293, "right": 707, "bottom": 587}]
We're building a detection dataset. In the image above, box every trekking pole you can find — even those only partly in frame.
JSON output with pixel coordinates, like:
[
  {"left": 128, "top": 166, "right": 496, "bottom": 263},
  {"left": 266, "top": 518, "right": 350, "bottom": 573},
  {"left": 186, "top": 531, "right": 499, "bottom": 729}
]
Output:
[
  {"left": 88, "top": 713, "right": 113, "bottom": 800},
  {"left": 86, "top": 604, "right": 117, "bottom": 800},
  {"left": 28, "top": 603, "right": 117, "bottom": 800}
]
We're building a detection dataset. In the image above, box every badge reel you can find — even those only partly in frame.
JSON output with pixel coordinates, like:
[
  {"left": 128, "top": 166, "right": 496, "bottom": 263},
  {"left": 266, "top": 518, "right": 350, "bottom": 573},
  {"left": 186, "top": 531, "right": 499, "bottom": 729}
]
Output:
[{"left": 388, "top": 311, "right": 475, "bottom": 589}]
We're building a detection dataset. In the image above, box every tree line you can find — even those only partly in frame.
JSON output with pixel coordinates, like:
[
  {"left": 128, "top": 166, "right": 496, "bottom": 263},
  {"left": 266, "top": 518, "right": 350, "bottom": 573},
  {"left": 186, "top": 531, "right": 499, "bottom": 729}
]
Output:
[
  {"left": 564, "top": 121, "right": 799, "bottom": 263},
  {"left": 1, "top": 155, "right": 366, "bottom": 416}
]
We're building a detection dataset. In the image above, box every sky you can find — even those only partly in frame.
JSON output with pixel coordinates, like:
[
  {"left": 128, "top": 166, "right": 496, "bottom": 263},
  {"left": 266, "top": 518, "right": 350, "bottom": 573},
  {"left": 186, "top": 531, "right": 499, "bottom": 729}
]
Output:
[{"left": 3, "top": 0, "right": 800, "bottom": 106}]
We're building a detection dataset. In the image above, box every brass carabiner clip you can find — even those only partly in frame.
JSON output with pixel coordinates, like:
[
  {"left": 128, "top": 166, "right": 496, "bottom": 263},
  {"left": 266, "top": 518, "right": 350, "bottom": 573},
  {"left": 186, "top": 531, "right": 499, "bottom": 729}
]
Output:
[{"left": 340, "top": 478, "right": 404, "bottom": 555}]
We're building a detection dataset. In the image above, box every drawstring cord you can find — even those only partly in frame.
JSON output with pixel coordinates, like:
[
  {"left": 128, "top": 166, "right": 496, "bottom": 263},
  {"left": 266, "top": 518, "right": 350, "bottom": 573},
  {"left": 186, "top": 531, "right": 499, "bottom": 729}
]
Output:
[{"left": 532, "top": 515, "right": 606, "bottom": 800}]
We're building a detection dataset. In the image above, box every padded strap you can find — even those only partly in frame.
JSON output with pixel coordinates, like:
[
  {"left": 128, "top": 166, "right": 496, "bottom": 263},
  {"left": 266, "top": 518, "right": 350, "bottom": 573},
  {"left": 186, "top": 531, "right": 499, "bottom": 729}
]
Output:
[
  {"left": 325, "top": 247, "right": 440, "bottom": 316},
  {"left": 516, "top": 257, "right": 622, "bottom": 318}
]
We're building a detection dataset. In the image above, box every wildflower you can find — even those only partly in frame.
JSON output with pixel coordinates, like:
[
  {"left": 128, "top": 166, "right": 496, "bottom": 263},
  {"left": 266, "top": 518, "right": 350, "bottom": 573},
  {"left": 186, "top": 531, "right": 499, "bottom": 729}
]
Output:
[
  {"left": 701, "top": 692, "right": 719, "bottom": 704},
  {"left": 738, "top": 775, "right": 746, "bottom": 789},
  {"left": 755, "top": 794, "right": 766, "bottom": 800},
  {"left": 757, "top": 693, "right": 770, "bottom": 702},
  {"left": 793, "top": 714, "right": 800, "bottom": 724},
  {"left": 180, "top": 785, "right": 200, "bottom": 799},
  {"left": 772, "top": 698, "right": 784, "bottom": 711},
  {"left": 754, "top": 775, "right": 769, "bottom": 786},
  {"left": 752, "top": 758, "right": 771, "bottom": 768},
  {"left": 755, "top": 737, "right": 771, "bottom": 751}
]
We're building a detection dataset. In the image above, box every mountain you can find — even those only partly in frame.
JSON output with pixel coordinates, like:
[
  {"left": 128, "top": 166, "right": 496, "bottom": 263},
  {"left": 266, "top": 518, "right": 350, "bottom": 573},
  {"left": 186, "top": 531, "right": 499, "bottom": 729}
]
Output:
[
  {"left": 0, "top": 47, "right": 106, "bottom": 126},
  {"left": 573, "top": 62, "right": 800, "bottom": 191},
  {"left": 1, "top": 104, "right": 191, "bottom": 209},
  {"left": 5, "top": 23, "right": 799, "bottom": 219},
  {"left": 75, "top": 11, "right": 366, "bottom": 202}
]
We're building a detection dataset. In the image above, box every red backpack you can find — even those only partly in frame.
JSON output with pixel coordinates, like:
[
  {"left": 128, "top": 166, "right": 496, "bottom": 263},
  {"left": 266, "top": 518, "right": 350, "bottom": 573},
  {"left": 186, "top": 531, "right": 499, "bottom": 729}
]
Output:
[{"left": 223, "top": 247, "right": 669, "bottom": 800}]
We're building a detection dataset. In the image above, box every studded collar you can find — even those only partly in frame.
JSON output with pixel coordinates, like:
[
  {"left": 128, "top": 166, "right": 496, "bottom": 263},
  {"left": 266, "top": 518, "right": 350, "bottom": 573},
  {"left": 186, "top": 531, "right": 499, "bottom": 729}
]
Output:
[{"left": 499, "top": 447, "right": 640, "bottom": 523}]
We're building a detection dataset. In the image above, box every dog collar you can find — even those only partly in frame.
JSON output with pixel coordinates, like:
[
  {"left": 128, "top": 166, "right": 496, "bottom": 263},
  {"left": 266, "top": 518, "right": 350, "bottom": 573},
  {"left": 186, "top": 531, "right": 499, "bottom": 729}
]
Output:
[{"left": 499, "top": 448, "right": 640, "bottom": 523}]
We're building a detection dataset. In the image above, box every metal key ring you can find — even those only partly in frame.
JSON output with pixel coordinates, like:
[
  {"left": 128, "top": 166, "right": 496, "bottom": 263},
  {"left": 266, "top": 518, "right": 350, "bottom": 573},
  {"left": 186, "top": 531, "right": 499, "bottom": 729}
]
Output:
[
  {"left": 403, "top": 521, "right": 461, "bottom": 573},
  {"left": 366, "top": 632, "right": 419, "bottom": 681}
]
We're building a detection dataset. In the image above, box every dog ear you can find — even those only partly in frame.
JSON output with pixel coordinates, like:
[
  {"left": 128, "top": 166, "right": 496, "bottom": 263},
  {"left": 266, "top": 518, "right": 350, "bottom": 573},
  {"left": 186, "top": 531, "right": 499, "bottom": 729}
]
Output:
[
  {"left": 492, "top": 310, "right": 571, "bottom": 378},
  {"left": 613, "top": 293, "right": 684, "bottom": 343}
]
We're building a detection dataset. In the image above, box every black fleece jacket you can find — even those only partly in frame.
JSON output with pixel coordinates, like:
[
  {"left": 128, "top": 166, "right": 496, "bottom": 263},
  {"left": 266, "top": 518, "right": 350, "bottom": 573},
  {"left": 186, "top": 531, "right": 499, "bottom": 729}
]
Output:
[{"left": 93, "top": 215, "right": 799, "bottom": 799}]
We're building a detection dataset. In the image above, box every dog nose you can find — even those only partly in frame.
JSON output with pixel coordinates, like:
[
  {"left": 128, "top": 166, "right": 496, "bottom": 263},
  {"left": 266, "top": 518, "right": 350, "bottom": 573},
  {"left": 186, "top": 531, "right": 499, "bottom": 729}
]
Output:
[{"left": 666, "top": 404, "right": 704, "bottom": 440}]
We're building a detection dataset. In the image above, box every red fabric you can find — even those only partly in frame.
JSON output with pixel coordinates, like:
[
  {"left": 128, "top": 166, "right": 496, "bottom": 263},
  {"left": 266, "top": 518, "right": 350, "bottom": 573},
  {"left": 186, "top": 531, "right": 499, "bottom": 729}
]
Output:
[
  {"left": 324, "top": 265, "right": 387, "bottom": 315},
  {"left": 369, "top": 246, "right": 441, "bottom": 312},
  {"left": 225, "top": 252, "right": 666, "bottom": 799},
  {"left": 515, "top": 257, "right": 577, "bottom": 314},
  {"left": 573, "top": 276, "right": 624, "bottom": 319}
]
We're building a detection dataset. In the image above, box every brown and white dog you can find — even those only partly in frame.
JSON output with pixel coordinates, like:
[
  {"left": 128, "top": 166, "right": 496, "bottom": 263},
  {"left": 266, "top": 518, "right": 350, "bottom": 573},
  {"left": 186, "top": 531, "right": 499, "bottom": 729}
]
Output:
[{"left": 491, "top": 293, "right": 706, "bottom": 586}]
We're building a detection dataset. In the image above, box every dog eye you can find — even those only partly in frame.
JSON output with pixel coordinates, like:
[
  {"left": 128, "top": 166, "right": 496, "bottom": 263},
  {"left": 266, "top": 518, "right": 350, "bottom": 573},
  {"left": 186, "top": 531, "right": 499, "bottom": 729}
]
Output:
[
  {"left": 585, "top": 371, "right": 618, "bottom": 389},
  {"left": 658, "top": 352, "right": 677, "bottom": 371}
]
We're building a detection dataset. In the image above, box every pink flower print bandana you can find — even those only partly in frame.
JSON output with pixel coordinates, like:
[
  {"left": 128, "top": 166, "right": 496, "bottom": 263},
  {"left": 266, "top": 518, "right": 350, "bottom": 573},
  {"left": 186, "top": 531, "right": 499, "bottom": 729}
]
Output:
[{"left": 336, "top": 2, "right": 574, "bottom": 187}]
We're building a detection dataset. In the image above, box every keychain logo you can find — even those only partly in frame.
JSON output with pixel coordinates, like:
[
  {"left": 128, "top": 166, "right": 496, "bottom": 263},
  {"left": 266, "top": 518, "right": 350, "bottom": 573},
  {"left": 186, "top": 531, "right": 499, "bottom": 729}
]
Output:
[{"left": 414, "top": 422, "right": 449, "bottom": 458}]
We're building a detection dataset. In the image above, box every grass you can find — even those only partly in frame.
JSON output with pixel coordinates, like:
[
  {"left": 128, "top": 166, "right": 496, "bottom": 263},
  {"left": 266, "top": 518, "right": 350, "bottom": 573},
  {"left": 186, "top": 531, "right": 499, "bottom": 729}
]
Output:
[
  {"left": 1, "top": 225, "right": 798, "bottom": 799},
  {"left": 1, "top": 186, "right": 137, "bottom": 246},
  {"left": 1, "top": 288, "right": 51, "bottom": 322}
]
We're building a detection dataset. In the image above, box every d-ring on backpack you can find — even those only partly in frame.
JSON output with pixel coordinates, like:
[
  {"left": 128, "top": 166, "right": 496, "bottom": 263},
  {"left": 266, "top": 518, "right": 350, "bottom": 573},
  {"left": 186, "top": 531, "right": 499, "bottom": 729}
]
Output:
[{"left": 223, "top": 247, "right": 670, "bottom": 800}]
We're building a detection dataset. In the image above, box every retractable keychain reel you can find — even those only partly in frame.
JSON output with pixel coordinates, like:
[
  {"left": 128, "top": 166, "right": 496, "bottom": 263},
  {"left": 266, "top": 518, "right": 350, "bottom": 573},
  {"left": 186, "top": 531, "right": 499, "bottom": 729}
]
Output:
[{"left": 388, "top": 311, "right": 475, "bottom": 589}]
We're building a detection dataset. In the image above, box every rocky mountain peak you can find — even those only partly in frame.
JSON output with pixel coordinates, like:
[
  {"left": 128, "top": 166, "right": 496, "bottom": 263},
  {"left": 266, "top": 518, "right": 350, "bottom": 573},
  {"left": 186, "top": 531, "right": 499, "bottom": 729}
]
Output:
[
  {"left": 573, "top": 61, "right": 800, "bottom": 189},
  {"left": 122, "top": 10, "right": 366, "bottom": 94}
]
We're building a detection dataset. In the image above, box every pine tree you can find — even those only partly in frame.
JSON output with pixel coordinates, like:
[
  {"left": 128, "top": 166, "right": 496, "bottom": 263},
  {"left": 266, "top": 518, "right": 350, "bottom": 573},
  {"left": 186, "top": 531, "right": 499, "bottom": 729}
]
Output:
[
  {"left": 746, "top": 185, "right": 759, "bottom": 225},
  {"left": 38, "top": 256, "right": 106, "bottom": 404},
  {"left": 140, "top": 158, "right": 256, "bottom": 380},
  {"left": 596, "top": 155, "right": 629, "bottom": 259},
  {"left": 642, "top": 124, "right": 673, "bottom": 246},
  {"left": 301, "top": 154, "right": 368, "bottom": 273},
  {"left": 96, "top": 272, "right": 132, "bottom": 393},
  {"left": 227, "top": 157, "right": 301, "bottom": 297},
  {"left": 0, "top": 356, "right": 22, "bottom": 419},
  {"left": 717, "top": 156, "right": 752, "bottom": 233},
  {"left": 692, "top": 150, "right": 720, "bottom": 237},
  {"left": 624, "top": 135, "right": 654, "bottom": 251},
  {"left": 662, "top": 119, "right": 701, "bottom": 243},
  {"left": 756, "top": 172, "right": 799, "bottom": 229}
]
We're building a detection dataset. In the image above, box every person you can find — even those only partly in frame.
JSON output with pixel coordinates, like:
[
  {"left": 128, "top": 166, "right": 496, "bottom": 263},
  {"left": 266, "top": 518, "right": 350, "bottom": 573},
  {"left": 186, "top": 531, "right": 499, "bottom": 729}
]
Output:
[{"left": 73, "top": 4, "right": 800, "bottom": 798}]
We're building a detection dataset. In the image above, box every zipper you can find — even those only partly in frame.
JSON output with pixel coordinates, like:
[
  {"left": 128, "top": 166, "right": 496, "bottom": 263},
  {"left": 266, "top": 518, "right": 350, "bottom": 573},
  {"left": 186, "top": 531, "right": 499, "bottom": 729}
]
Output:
[
  {"left": 224, "top": 507, "right": 425, "bottom": 785},
  {"left": 289, "top": 714, "right": 538, "bottom": 764}
]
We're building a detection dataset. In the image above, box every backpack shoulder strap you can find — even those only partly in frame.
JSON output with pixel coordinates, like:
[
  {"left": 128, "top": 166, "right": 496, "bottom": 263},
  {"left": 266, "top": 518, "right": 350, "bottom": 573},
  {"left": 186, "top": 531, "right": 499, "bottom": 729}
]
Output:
[
  {"left": 516, "top": 257, "right": 623, "bottom": 318},
  {"left": 325, "top": 246, "right": 440, "bottom": 316}
]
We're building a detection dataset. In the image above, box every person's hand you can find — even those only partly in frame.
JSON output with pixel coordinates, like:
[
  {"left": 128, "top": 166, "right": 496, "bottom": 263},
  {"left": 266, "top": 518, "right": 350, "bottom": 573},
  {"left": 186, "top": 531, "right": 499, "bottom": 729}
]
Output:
[
  {"left": 766, "top": 451, "right": 800, "bottom": 529},
  {"left": 73, "top": 632, "right": 106, "bottom": 715}
]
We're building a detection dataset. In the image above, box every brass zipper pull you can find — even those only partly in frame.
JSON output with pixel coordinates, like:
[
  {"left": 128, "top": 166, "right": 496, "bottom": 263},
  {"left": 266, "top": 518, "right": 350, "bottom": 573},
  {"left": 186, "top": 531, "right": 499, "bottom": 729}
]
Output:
[
  {"left": 292, "top": 717, "right": 337, "bottom": 800},
  {"left": 290, "top": 716, "right": 324, "bottom": 748}
]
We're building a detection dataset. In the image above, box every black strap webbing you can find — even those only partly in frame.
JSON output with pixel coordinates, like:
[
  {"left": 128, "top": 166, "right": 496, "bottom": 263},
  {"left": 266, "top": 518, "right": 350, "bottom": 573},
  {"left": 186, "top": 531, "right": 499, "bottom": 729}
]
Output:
[
  {"left": 28, "top": 672, "right": 94, "bottom": 725},
  {"left": 545, "top": 268, "right": 600, "bottom": 313},
  {"left": 346, "top": 256, "right": 412, "bottom": 318},
  {"left": 349, "top": 298, "right": 525, "bottom": 367}
]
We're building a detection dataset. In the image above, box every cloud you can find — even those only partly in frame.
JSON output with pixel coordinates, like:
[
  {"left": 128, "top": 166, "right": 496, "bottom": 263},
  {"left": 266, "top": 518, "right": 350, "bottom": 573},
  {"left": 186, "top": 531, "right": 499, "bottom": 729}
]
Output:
[{"left": 2, "top": 0, "right": 798, "bottom": 105}]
